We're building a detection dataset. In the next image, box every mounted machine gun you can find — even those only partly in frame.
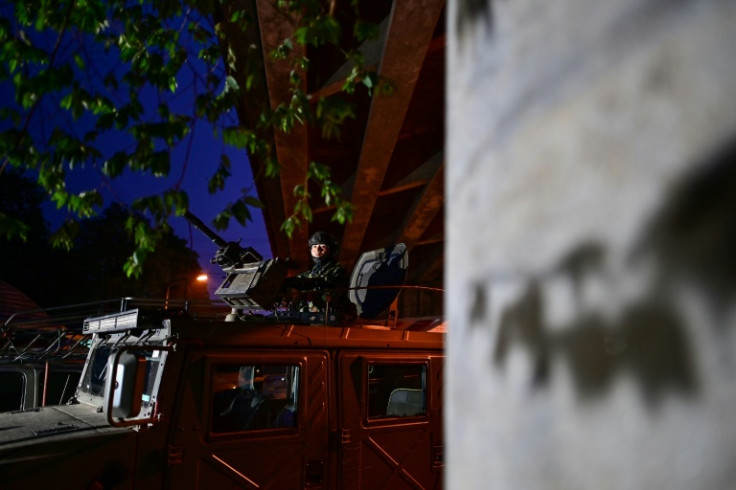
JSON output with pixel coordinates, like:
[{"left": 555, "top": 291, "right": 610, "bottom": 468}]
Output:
[
  {"left": 183, "top": 211, "right": 262, "bottom": 268},
  {"left": 184, "top": 211, "right": 288, "bottom": 319}
]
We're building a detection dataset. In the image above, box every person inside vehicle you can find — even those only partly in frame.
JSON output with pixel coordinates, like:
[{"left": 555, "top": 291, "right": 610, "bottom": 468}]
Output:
[
  {"left": 219, "top": 365, "right": 266, "bottom": 430},
  {"left": 282, "top": 231, "right": 351, "bottom": 314}
]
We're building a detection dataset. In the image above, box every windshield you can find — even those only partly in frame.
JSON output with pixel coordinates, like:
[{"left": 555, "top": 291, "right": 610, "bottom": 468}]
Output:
[
  {"left": 76, "top": 329, "right": 169, "bottom": 418},
  {"left": 80, "top": 345, "right": 111, "bottom": 398}
]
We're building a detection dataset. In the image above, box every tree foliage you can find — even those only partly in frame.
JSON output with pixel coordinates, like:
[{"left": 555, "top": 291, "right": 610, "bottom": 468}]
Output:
[
  {"left": 0, "top": 0, "right": 383, "bottom": 277},
  {"left": 0, "top": 171, "right": 205, "bottom": 306}
]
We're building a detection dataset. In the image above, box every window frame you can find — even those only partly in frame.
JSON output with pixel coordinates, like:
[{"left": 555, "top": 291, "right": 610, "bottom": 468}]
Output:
[
  {"left": 205, "top": 353, "right": 307, "bottom": 439},
  {"left": 0, "top": 370, "right": 28, "bottom": 412},
  {"left": 363, "top": 358, "right": 430, "bottom": 425}
]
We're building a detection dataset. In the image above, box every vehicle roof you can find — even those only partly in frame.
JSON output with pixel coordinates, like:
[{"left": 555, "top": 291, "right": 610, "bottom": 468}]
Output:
[{"left": 167, "top": 316, "right": 445, "bottom": 351}]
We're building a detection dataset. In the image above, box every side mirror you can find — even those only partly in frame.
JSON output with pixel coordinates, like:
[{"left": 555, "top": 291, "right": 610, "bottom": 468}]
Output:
[{"left": 104, "top": 350, "right": 146, "bottom": 419}]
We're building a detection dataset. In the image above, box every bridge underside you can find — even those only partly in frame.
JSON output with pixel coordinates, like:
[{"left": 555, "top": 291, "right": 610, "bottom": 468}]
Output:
[{"left": 222, "top": 0, "right": 446, "bottom": 302}]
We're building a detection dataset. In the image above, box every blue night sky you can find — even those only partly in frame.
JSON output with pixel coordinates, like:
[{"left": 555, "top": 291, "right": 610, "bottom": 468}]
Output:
[
  {"left": 42, "top": 125, "right": 271, "bottom": 298},
  {"left": 0, "top": 4, "right": 275, "bottom": 299}
]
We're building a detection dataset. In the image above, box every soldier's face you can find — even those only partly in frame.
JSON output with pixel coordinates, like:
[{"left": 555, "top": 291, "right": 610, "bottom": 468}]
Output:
[{"left": 311, "top": 243, "right": 329, "bottom": 258}]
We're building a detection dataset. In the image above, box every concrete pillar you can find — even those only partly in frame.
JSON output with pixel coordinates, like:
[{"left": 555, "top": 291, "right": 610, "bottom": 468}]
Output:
[{"left": 446, "top": 0, "right": 736, "bottom": 488}]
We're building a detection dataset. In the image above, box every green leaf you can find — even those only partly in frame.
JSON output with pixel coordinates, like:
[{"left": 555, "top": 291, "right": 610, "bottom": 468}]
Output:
[
  {"left": 295, "top": 199, "right": 312, "bottom": 223},
  {"left": 103, "top": 152, "right": 128, "bottom": 177},
  {"left": 265, "top": 156, "right": 280, "bottom": 177},
  {"left": 280, "top": 216, "right": 300, "bottom": 238},
  {"left": 213, "top": 211, "right": 231, "bottom": 231},
  {"left": 124, "top": 253, "right": 144, "bottom": 278},
  {"left": 244, "top": 196, "right": 264, "bottom": 208},
  {"left": 49, "top": 220, "right": 80, "bottom": 251},
  {"left": 271, "top": 38, "right": 293, "bottom": 60},
  {"left": 0, "top": 0, "right": 390, "bottom": 277},
  {"left": 149, "top": 151, "right": 170, "bottom": 177},
  {"left": 362, "top": 72, "right": 376, "bottom": 90},
  {"left": 230, "top": 199, "right": 252, "bottom": 226},
  {"left": 0, "top": 212, "right": 31, "bottom": 241},
  {"left": 225, "top": 75, "right": 240, "bottom": 91},
  {"left": 332, "top": 202, "right": 354, "bottom": 224},
  {"left": 222, "top": 126, "right": 257, "bottom": 150},
  {"left": 292, "top": 184, "right": 307, "bottom": 198},
  {"left": 354, "top": 20, "right": 379, "bottom": 42},
  {"left": 308, "top": 161, "right": 331, "bottom": 180},
  {"left": 74, "top": 53, "right": 85, "bottom": 70},
  {"left": 208, "top": 154, "right": 232, "bottom": 193}
]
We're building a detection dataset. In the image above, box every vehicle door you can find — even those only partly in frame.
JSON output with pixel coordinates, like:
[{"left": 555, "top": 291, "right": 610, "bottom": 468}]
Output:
[
  {"left": 338, "top": 351, "right": 444, "bottom": 489},
  {"left": 166, "top": 350, "right": 330, "bottom": 489}
]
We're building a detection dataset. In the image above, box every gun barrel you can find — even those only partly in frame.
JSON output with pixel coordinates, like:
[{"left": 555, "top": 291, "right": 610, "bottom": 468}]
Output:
[{"left": 184, "top": 211, "right": 227, "bottom": 248}]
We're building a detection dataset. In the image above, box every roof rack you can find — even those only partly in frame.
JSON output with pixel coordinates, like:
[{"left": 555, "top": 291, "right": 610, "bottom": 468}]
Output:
[{"left": 1, "top": 297, "right": 231, "bottom": 362}]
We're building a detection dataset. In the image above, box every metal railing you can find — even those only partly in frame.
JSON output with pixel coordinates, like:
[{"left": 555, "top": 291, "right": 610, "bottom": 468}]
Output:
[{"left": 1, "top": 297, "right": 231, "bottom": 362}]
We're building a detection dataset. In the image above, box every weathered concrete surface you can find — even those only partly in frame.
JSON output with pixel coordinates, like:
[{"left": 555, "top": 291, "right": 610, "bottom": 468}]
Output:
[{"left": 446, "top": 0, "right": 736, "bottom": 488}]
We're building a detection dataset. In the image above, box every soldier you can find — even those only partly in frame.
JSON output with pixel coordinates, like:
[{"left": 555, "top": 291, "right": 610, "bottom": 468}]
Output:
[
  {"left": 283, "top": 231, "right": 350, "bottom": 313},
  {"left": 217, "top": 366, "right": 265, "bottom": 430}
]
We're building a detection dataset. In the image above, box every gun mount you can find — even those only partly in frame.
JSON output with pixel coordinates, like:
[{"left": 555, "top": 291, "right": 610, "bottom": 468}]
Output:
[
  {"left": 184, "top": 211, "right": 262, "bottom": 268},
  {"left": 184, "top": 211, "right": 288, "bottom": 316}
]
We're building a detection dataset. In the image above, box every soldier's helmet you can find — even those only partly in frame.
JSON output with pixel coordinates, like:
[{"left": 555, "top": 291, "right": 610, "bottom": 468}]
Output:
[{"left": 308, "top": 231, "right": 338, "bottom": 256}]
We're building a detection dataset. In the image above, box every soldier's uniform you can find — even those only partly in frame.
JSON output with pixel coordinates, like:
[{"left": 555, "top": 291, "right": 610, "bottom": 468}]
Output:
[
  {"left": 283, "top": 231, "right": 352, "bottom": 314},
  {"left": 293, "top": 259, "right": 349, "bottom": 312}
]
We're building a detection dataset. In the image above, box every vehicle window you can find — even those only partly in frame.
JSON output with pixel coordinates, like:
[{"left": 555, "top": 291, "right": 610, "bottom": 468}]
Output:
[
  {"left": 0, "top": 372, "right": 26, "bottom": 412},
  {"left": 80, "top": 345, "right": 111, "bottom": 398},
  {"left": 368, "top": 363, "right": 427, "bottom": 418},
  {"left": 211, "top": 364, "right": 299, "bottom": 433},
  {"left": 78, "top": 344, "right": 166, "bottom": 416},
  {"left": 39, "top": 371, "right": 81, "bottom": 406},
  {"left": 140, "top": 350, "right": 164, "bottom": 409}
]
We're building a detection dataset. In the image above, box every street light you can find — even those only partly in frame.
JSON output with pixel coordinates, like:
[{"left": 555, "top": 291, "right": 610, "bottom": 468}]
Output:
[{"left": 165, "top": 273, "right": 208, "bottom": 307}]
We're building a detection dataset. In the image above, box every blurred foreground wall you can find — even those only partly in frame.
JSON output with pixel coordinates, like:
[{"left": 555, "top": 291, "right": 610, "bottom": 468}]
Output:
[{"left": 446, "top": 0, "right": 736, "bottom": 488}]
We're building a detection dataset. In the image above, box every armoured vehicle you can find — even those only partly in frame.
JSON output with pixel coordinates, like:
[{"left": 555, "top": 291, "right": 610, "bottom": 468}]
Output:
[
  {"left": 0, "top": 215, "right": 444, "bottom": 489},
  {"left": 0, "top": 298, "right": 221, "bottom": 413}
]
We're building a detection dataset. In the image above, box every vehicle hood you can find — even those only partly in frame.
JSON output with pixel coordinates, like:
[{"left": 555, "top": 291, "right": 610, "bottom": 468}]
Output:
[
  {"left": 0, "top": 403, "right": 126, "bottom": 448},
  {"left": 0, "top": 404, "right": 142, "bottom": 489}
]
